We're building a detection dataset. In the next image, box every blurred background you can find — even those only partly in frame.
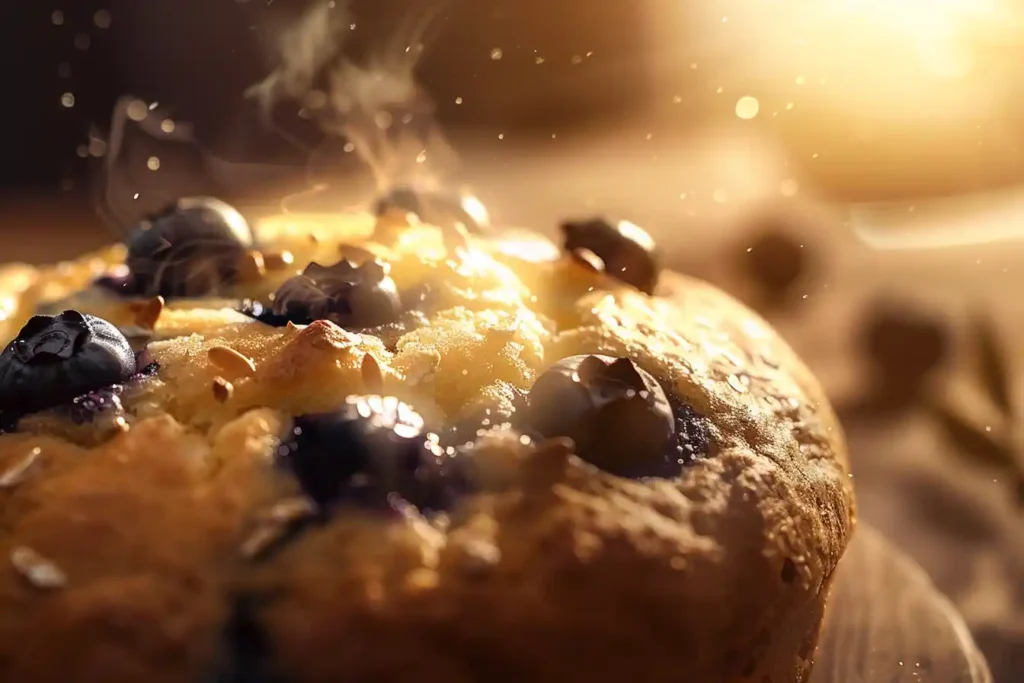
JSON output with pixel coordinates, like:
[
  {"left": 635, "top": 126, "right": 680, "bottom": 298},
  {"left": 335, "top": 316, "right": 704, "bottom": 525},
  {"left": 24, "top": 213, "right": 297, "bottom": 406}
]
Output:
[
  {"left": 12, "top": 0, "right": 1024, "bottom": 213},
  {"left": 2, "top": 1, "right": 1023, "bottom": 679}
]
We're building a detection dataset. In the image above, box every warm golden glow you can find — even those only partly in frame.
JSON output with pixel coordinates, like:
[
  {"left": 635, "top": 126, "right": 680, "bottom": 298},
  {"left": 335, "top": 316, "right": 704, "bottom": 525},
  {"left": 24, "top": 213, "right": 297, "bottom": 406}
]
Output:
[
  {"left": 665, "top": 0, "right": 1019, "bottom": 127},
  {"left": 839, "top": 0, "right": 996, "bottom": 39},
  {"left": 837, "top": 0, "right": 1000, "bottom": 78},
  {"left": 460, "top": 195, "right": 491, "bottom": 230}
]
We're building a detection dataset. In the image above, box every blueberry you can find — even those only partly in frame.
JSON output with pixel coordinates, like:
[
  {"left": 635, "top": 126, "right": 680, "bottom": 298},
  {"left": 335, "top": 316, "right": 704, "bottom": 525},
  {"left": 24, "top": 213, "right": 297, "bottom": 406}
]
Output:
[
  {"left": 375, "top": 185, "right": 490, "bottom": 234},
  {"left": 134, "top": 348, "right": 161, "bottom": 377},
  {"left": 116, "top": 197, "right": 254, "bottom": 298},
  {"left": 522, "top": 355, "right": 680, "bottom": 478},
  {"left": 270, "top": 259, "right": 402, "bottom": 329},
  {"left": 859, "top": 301, "right": 949, "bottom": 405},
  {"left": 93, "top": 269, "right": 133, "bottom": 293},
  {"left": 67, "top": 387, "right": 124, "bottom": 425},
  {"left": 665, "top": 393, "right": 713, "bottom": 467},
  {"left": 0, "top": 310, "right": 137, "bottom": 415},
  {"left": 559, "top": 217, "right": 660, "bottom": 294},
  {"left": 237, "top": 299, "right": 295, "bottom": 328},
  {"left": 862, "top": 302, "right": 948, "bottom": 381},
  {"left": 278, "top": 395, "right": 469, "bottom": 513},
  {"left": 204, "top": 595, "right": 285, "bottom": 683},
  {"left": 742, "top": 229, "right": 809, "bottom": 299}
]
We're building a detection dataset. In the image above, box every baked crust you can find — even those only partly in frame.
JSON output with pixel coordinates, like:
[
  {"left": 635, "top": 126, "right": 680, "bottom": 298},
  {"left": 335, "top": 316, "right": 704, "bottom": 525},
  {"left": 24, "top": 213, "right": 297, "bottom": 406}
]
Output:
[{"left": 0, "top": 212, "right": 854, "bottom": 683}]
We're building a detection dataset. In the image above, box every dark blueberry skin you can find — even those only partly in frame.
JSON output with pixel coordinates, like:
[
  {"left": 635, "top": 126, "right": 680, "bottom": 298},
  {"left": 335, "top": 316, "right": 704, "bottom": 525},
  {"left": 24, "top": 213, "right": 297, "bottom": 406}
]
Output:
[
  {"left": 0, "top": 311, "right": 137, "bottom": 415},
  {"left": 375, "top": 185, "right": 490, "bottom": 234},
  {"left": 111, "top": 197, "right": 254, "bottom": 299},
  {"left": 203, "top": 595, "right": 285, "bottom": 683},
  {"left": 269, "top": 259, "right": 402, "bottom": 329},
  {"left": 522, "top": 355, "right": 690, "bottom": 478},
  {"left": 743, "top": 229, "right": 807, "bottom": 296},
  {"left": 66, "top": 387, "right": 124, "bottom": 426},
  {"left": 861, "top": 303, "right": 949, "bottom": 385},
  {"left": 238, "top": 299, "right": 295, "bottom": 328},
  {"left": 560, "top": 217, "right": 660, "bottom": 294},
  {"left": 93, "top": 269, "right": 133, "bottom": 292},
  {"left": 665, "top": 393, "right": 712, "bottom": 467},
  {"left": 278, "top": 395, "right": 470, "bottom": 513},
  {"left": 64, "top": 352, "right": 158, "bottom": 426}
]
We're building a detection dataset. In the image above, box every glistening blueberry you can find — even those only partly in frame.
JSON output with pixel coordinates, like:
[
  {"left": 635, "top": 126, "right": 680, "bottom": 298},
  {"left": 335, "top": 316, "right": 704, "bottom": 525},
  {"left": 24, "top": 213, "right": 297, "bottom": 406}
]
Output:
[
  {"left": 268, "top": 259, "right": 402, "bottom": 329},
  {"left": 237, "top": 299, "right": 295, "bottom": 328},
  {"left": 375, "top": 185, "right": 490, "bottom": 234},
  {"left": 111, "top": 197, "right": 254, "bottom": 298},
  {"left": 203, "top": 595, "right": 286, "bottom": 683},
  {"left": 278, "top": 395, "right": 470, "bottom": 514},
  {"left": 522, "top": 355, "right": 706, "bottom": 478},
  {"left": 559, "top": 217, "right": 660, "bottom": 294},
  {"left": 0, "top": 310, "right": 137, "bottom": 415}
]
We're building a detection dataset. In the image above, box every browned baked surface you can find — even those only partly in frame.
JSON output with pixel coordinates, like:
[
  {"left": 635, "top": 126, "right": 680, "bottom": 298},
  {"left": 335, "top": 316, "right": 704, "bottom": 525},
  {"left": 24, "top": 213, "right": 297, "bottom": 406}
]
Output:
[{"left": 0, "top": 210, "right": 854, "bottom": 683}]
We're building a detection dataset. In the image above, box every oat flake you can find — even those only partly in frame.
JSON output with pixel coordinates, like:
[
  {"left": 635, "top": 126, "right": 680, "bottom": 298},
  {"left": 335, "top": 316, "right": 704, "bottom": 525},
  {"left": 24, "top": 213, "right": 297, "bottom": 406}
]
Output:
[
  {"left": 11, "top": 546, "right": 67, "bottom": 590},
  {"left": 0, "top": 448, "right": 42, "bottom": 489}
]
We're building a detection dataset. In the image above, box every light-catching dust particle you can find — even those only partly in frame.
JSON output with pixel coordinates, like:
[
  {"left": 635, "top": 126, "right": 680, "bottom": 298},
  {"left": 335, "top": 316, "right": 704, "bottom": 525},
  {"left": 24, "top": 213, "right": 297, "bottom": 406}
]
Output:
[{"left": 735, "top": 96, "right": 760, "bottom": 120}]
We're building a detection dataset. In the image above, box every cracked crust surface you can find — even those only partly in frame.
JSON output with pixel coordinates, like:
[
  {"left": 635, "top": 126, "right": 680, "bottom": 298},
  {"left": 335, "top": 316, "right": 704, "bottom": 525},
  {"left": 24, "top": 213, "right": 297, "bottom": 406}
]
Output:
[{"left": 0, "top": 212, "right": 854, "bottom": 683}]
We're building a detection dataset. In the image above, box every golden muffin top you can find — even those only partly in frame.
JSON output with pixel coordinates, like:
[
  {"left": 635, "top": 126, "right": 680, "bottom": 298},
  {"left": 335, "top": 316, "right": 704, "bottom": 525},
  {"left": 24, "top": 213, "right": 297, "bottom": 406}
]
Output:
[{"left": 0, "top": 194, "right": 853, "bottom": 683}]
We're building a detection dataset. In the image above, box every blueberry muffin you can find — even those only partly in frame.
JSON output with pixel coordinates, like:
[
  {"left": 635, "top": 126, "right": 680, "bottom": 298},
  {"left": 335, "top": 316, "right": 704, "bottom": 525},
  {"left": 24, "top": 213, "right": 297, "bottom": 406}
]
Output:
[{"left": 0, "top": 193, "right": 855, "bottom": 683}]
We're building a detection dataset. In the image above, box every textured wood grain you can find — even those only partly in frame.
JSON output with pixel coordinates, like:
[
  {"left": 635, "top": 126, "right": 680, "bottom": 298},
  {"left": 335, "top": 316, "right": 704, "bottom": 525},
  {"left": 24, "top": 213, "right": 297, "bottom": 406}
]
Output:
[{"left": 813, "top": 526, "right": 991, "bottom": 683}]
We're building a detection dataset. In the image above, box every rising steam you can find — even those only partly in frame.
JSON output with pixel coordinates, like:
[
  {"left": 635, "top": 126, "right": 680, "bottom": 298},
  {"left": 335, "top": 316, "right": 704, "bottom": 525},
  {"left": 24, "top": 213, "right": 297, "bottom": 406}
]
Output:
[
  {"left": 92, "top": 97, "right": 206, "bottom": 234},
  {"left": 94, "top": 0, "right": 455, "bottom": 230},
  {"left": 247, "top": 0, "right": 457, "bottom": 193}
]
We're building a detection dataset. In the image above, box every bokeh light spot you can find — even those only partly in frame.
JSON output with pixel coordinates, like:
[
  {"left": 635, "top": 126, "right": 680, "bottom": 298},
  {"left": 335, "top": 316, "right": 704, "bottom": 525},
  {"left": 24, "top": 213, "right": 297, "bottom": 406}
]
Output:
[
  {"left": 126, "top": 100, "right": 148, "bottom": 121},
  {"left": 735, "top": 96, "right": 760, "bottom": 119}
]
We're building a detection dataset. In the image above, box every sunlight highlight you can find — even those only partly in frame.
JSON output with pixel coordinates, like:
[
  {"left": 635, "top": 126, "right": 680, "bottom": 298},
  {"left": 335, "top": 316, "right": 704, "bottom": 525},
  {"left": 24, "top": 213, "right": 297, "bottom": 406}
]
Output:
[
  {"left": 838, "top": 0, "right": 999, "bottom": 77},
  {"left": 838, "top": 0, "right": 996, "bottom": 40}
]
